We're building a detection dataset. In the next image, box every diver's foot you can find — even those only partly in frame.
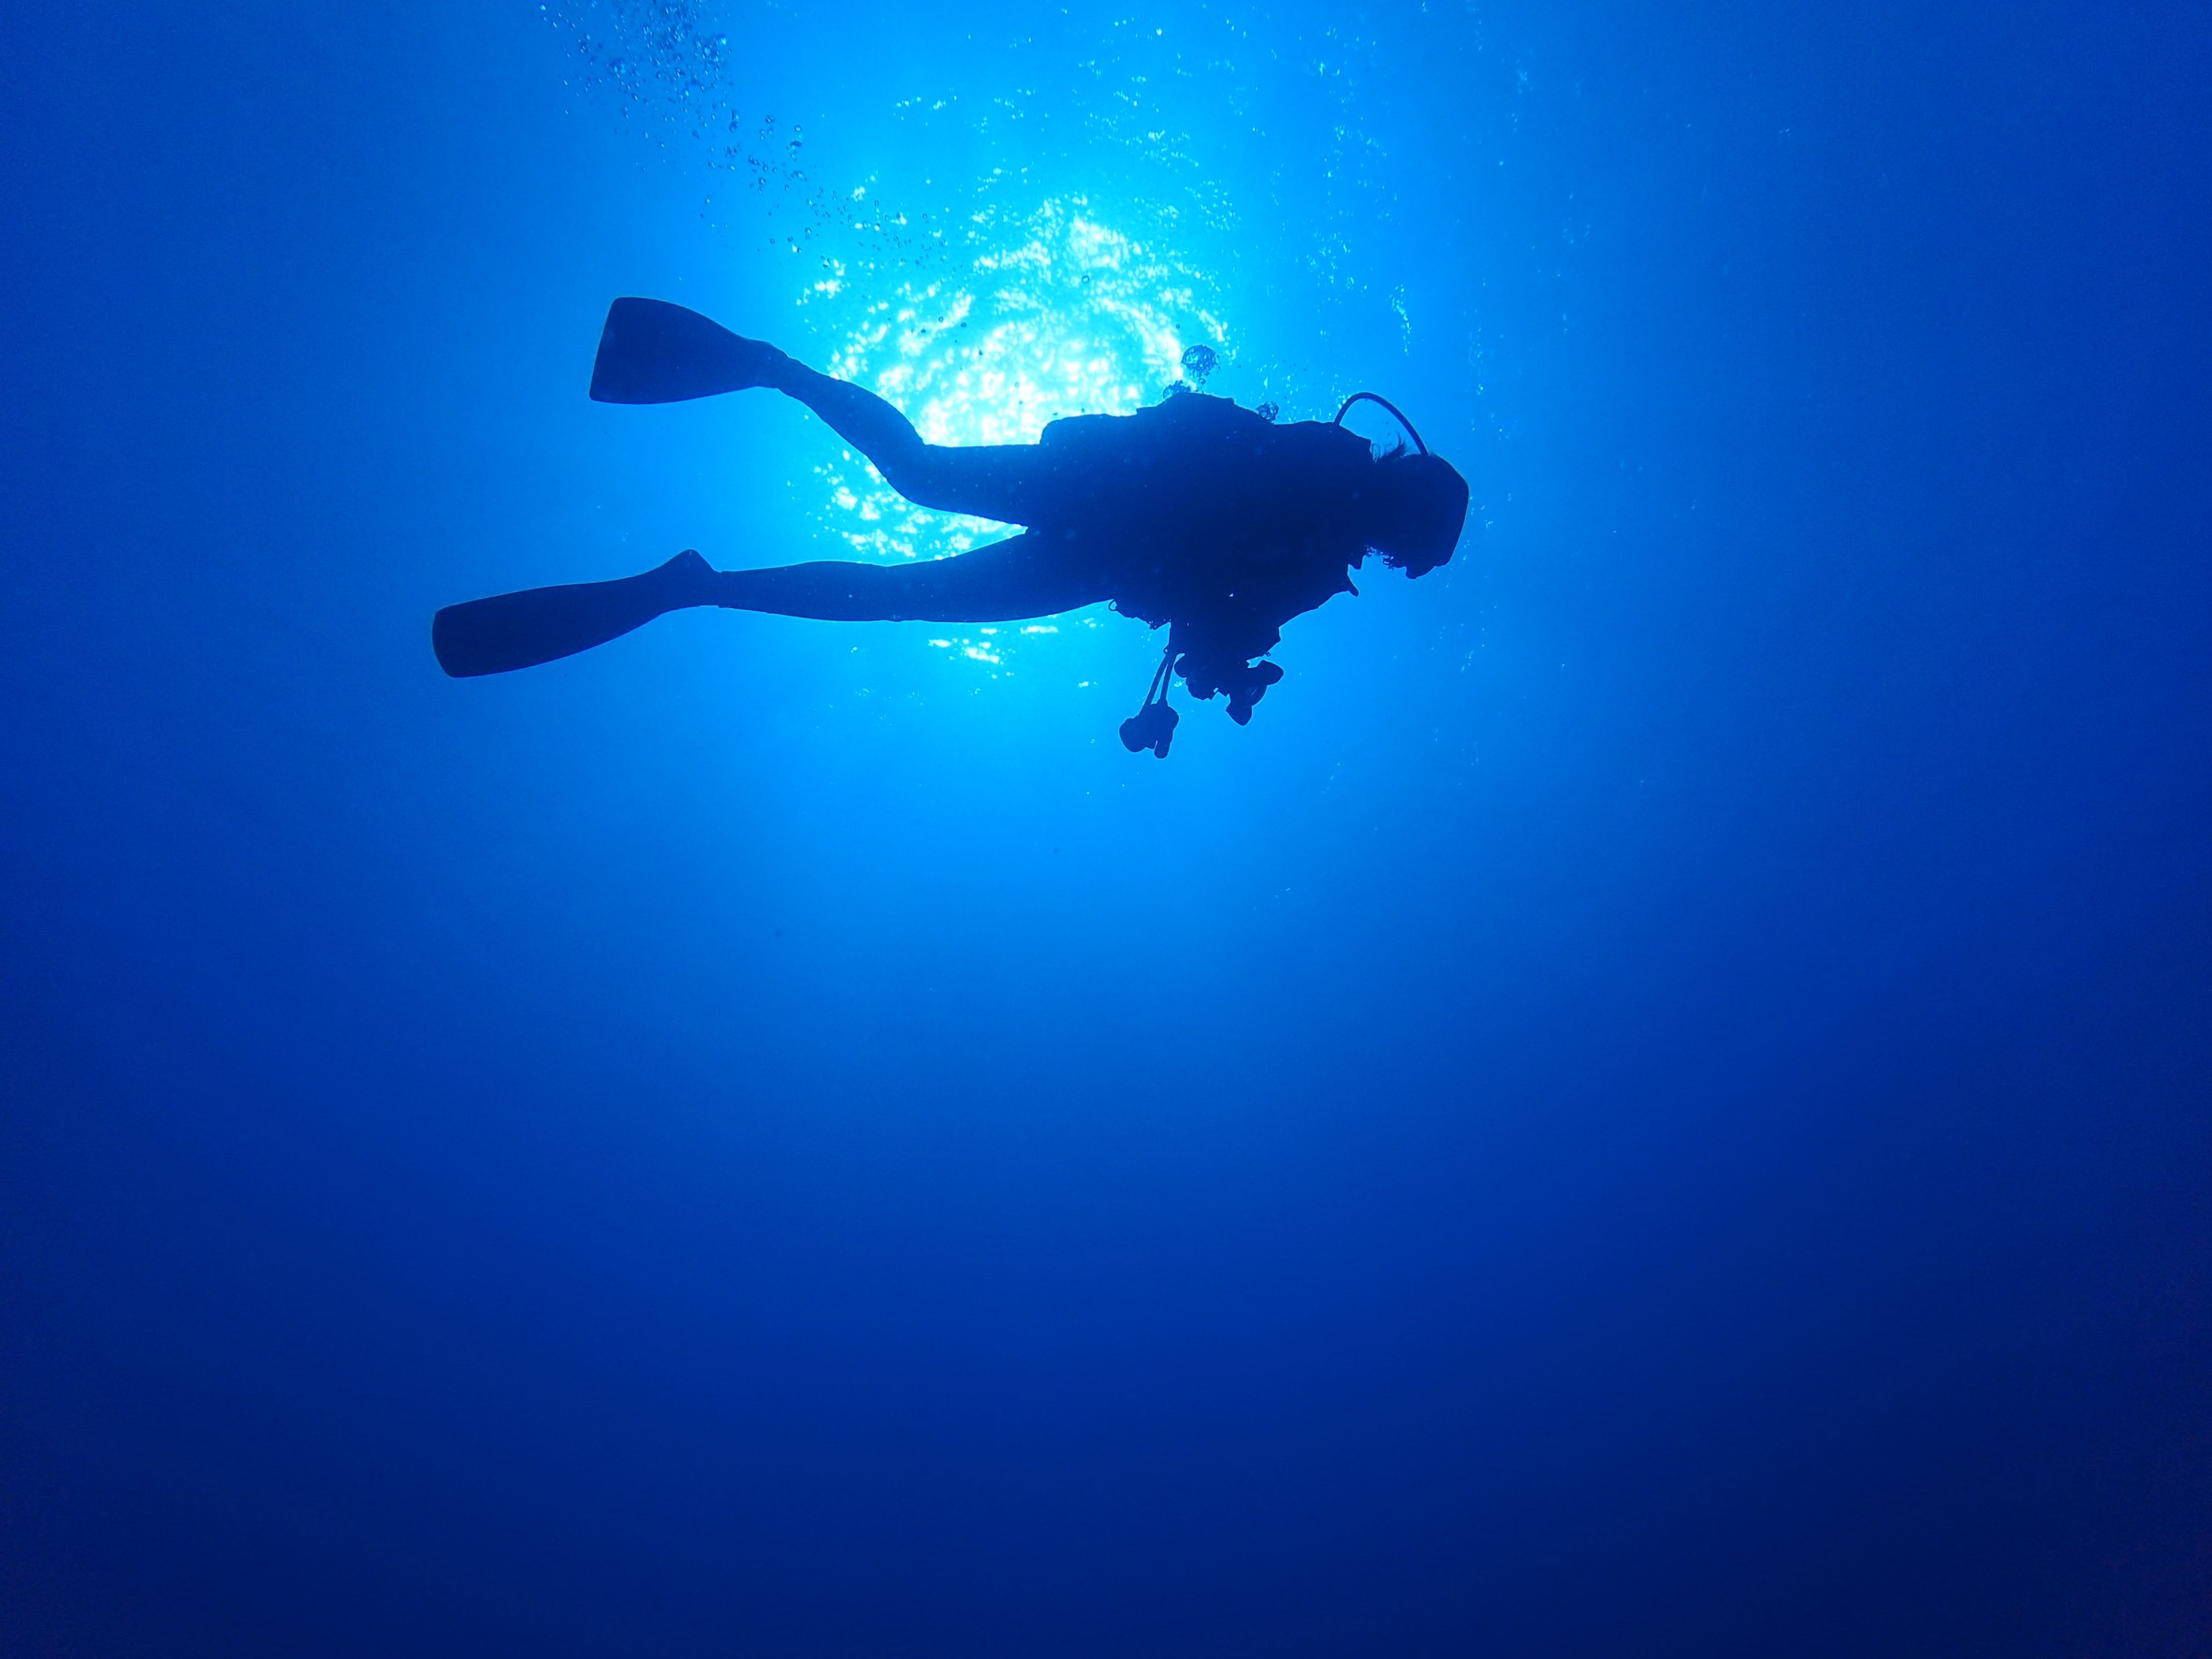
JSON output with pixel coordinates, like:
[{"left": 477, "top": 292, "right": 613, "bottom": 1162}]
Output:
[
  {"left": 590, "top": 298, "right": 793, "bottom": 403},
  {"left": 705, "top": 330, "right": 792, "bottom": 392}
]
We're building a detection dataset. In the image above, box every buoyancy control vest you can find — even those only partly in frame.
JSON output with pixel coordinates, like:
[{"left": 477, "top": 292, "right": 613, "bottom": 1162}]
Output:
[{"left": 1029, "top": 392, "right": 1375, "bottom": 633}]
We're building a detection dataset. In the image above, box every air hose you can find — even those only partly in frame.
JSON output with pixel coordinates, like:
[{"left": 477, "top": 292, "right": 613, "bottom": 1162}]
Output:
[
  {"left": 1332, "top": 391, "right": 1430, "bottom": 456},
  {"left": 1120, "top": 644, "right": 1180, "bottom": 758}
]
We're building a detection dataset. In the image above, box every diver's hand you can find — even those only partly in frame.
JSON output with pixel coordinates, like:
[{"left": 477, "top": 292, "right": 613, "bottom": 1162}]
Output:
[{"left": 1225, "top": 660, "right": 1284, "bottom": 725}]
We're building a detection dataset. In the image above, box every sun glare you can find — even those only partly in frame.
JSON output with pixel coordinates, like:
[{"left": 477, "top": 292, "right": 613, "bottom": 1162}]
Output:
[{"left": 800, "top": 197, "right": 1225, "bottom": 568}]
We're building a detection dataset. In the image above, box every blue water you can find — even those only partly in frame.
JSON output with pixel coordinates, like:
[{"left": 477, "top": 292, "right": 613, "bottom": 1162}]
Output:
[{"left": 4, "top": 3, "right": 2208, "bottom": 1652}]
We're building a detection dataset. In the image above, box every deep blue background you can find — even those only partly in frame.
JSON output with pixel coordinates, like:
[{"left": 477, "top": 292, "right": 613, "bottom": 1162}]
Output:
[{"left": 4, "top": 2, "right": 2208, "bottom": 1653}]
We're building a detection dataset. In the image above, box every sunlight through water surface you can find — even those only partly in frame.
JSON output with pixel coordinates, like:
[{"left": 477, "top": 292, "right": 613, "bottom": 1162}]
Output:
[{"left": 796, "top": 196, "right": 1228, "bottom": 674}]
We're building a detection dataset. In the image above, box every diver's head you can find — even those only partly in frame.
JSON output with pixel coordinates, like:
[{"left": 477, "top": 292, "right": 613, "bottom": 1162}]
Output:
[{"left": 1368, "top": 448, "right": 1470, "bottom": 577}]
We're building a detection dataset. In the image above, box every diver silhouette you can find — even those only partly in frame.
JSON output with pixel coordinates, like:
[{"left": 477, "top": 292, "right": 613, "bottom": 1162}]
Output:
[{"left": 432, "top": 298, "right": 1470, "bottom": 754}]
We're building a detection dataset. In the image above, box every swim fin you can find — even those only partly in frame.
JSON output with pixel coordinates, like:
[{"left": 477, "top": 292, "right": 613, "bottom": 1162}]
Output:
[
  {"left": 432, "top": 549, "right": 712, "bottom": 677},
  {"left": 588, "top": 298, "right": 782, "bottom": 403}
]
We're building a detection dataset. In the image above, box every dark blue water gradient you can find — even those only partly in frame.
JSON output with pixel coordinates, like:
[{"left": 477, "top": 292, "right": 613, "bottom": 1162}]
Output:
[{"left": 3, "top": 2, "right": 2208, "bottom": 1654}]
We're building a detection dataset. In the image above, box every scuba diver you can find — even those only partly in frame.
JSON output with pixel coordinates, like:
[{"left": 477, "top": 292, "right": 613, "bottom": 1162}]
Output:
[{"left": 433, "top": 298, "right": 1470, "bottom": 756}]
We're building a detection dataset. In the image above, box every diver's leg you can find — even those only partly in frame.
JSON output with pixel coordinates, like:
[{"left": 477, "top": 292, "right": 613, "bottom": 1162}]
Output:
[
  {"left": 758, "top": 357, "right": 1050, "bottom": 524},
  {"left": 709, "top": 533, "right": 1107, "bottom": 623},
  {"left": 589, "top": 298, "right": 1052, "bottom": 520},
  {"left": 430, "top": 538, "right": 1104, "bottom": 678}
]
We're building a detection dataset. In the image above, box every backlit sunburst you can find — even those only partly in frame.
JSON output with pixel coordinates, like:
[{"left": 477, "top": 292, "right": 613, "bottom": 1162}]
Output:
[{"left": 800, "top": 196, "right": 1227, "bottom": 567}]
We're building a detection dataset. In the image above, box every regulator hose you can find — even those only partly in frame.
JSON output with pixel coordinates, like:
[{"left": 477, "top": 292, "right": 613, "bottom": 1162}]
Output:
[{"left": 1332, "top": 391, "right": 1430, "bottom": 457}]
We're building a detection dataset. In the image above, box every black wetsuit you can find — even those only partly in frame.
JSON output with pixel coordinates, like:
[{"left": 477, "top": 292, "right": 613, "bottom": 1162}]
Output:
[
  {"left": 433, "top": 302, "right": 1397, "bottom": 719},
  {"left": 1028, "top": 394, "right": 1374, "bottom": 691},
  {"left": 714, "top": 375, "right": 1377, "bottom": 698}
]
